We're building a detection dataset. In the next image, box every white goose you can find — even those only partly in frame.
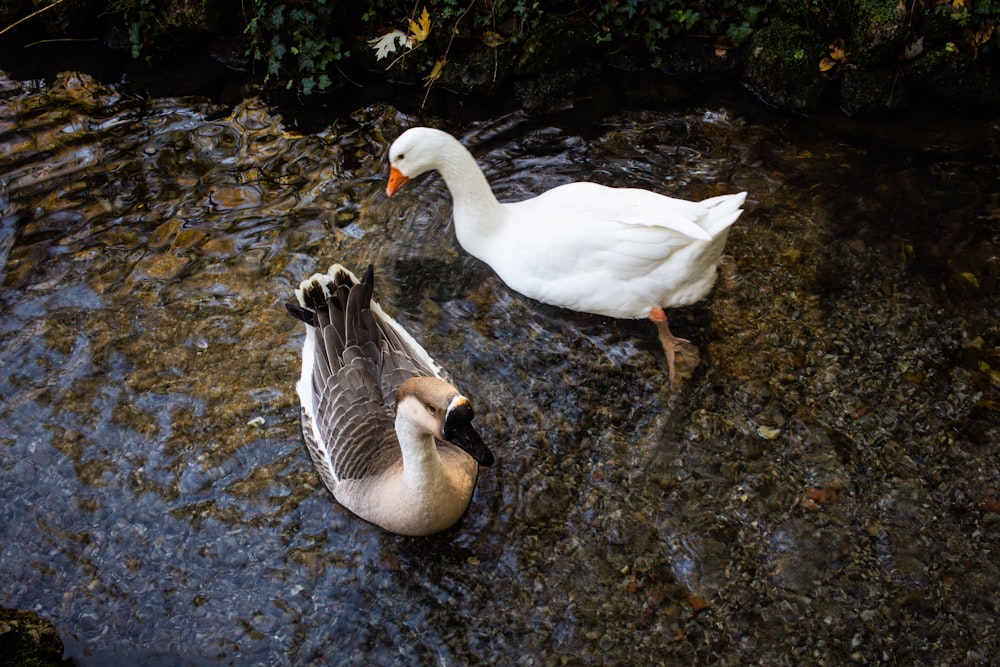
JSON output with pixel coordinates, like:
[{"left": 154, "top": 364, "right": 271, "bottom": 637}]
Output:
[
  {"left": 286, "top": 264, "right": 494, "bottom": 536},
  {"left": 385, "top": 127, "right": 747, "bottom": 382}
]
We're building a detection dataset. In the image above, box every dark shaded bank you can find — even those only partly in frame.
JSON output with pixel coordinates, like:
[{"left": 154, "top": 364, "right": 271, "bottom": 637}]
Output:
[{"left": 0, "top": 0, "right": 997, "bottom": 117}]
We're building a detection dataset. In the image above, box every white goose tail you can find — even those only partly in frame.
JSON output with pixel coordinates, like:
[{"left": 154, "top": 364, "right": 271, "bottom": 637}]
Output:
[{"left": 700, "top": 192, "right": 747, "bottom": 237}]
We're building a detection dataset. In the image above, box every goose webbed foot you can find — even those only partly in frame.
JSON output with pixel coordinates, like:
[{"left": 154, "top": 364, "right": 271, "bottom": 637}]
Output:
[{"left": 649, "top": 307, "right": 698, "bottom": 385}]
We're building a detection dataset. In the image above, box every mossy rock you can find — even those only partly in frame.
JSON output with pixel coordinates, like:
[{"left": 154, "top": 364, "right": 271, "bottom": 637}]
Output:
[
  {"left": 850, "top": 0, "right": 909, "bottom": 66},
  {"left": 160, "top": 0, "right": 245, "bottom": 34},
  {"left": 838, "top": 68, "right": 910, "bottom": 115},
  {"left": 515, "top": 15, "right": 598, "bottom": 76},
  {"left": 743, "top": 19, "right": 831, "bottom": 114},
  {"left": 513, "top": 60, "right": 604, "bottom": 112},
  {"left": 904, "top": 46, "right": 1000, "bottom": 110},
  {"left": 0, "top": 608, "right": 67, "bottom": 667},
  {"left": 437, "top": 42, "right": 516, "bottom": 97},
  {"left": 776, "top": 0, "right": 852, "bottom": 36},
  {"left": 915, "top": 1, "right": 969, "bottom": 43},
  {"left": 659, "top": 35, "right": 741, "bottom": 83}
]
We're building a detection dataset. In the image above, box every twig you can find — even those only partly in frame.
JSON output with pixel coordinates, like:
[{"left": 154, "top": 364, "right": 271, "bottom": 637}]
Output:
[
  {"left": 0, "top": 0, "right": 67, "bottom": 39},
  {"left": 421, "top": 0, "right": 476, "bottom": 108},
  {"left": 25, "top": 37, "right": 100, "bottom": 48},
  {"left": 386, "top": 41, "right": 421, "bottom": 71}
]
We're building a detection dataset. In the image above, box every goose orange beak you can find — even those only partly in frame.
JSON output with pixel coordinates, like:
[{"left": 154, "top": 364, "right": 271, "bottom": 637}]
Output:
[{"left": 386, "top": 166, "right": 409, "bottom": 196}]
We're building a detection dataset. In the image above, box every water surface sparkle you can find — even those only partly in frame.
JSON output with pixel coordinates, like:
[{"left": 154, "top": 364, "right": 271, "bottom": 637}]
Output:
[{"left": 1, "top": 71, "right": 998, "bottom": 665}]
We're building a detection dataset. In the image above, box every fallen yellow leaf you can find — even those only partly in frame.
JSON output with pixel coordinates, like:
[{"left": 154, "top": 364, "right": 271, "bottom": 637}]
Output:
[{"left": 408, "top": 6, "right": 432, "bottom": 43}]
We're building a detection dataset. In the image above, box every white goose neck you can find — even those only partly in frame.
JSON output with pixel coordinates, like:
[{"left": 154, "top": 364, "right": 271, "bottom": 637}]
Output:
[
  {"left": 432, "top": 137, "right": 505, "bottom": 232},
  {"left": 394, "top": 399, "right": 447, "bottom": 489}
]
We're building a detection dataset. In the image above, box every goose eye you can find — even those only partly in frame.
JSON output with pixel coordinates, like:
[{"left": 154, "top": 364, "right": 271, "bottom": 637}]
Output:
[{"left": 397, "top": 153, "right": 405, "bottom": 161}]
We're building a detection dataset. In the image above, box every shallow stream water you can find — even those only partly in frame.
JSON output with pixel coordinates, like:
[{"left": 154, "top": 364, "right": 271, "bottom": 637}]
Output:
[{"left": 1, "top": 71, "right": 998, "bottom": 665}]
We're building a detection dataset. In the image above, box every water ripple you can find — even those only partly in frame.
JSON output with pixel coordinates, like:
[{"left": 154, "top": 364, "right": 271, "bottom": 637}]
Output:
[{"left": 1, "top": 70, "right": 998, "bottom": 666}]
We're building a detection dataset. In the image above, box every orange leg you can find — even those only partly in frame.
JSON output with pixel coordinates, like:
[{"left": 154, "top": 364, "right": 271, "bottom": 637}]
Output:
[{"left": 649, "top": 306, "right": 691, "bottom": 384}]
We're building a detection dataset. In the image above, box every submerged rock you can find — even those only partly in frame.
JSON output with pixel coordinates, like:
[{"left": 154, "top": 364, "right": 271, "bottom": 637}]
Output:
[{"left": 0, "top": 608, "right": 67, "bottom": 667}]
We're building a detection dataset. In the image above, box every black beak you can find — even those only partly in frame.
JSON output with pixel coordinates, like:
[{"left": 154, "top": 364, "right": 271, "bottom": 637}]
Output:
[{"left": 443, "top": 402, "right": 495, "bottom": 467}]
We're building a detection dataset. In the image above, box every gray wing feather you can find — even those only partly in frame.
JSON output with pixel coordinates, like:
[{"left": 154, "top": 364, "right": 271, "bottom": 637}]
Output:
[{"left": 293, "top": 265, "right": 410, "bottom": 485}]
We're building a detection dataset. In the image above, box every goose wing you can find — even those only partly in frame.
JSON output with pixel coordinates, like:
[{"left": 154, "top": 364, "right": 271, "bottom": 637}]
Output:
[
  {"left": 511, "top": 183, "right": 714, "bottom": 240},
  {"left": 501, "top": 185, "right": 743, "bottom": 279},
  {"left": 289, "top": 265, "right": 403, "bottom": 487},
  {"left": 369, "top": 300, "right": 450, "bottom": 407}
]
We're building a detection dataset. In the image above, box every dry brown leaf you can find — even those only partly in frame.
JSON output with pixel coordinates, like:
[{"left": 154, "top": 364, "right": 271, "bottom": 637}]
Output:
[
  {"left": 424, "top": 56, "right": 446, "bottom": 85},
  {"left": 481, "top": 30, "right": 506, "bottom": 47},
  {"left": 687, "top": 594, "right": 711, "bottom": 612},
  {"left": 806, "top": 487, "right": 841, "bottom": 504}
]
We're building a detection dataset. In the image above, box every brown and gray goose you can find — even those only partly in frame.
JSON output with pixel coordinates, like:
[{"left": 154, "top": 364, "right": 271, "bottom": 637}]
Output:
[{"left": 286, "top": 264, "right": 494, "bottom": 536}]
